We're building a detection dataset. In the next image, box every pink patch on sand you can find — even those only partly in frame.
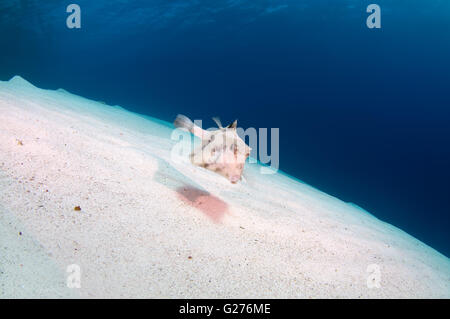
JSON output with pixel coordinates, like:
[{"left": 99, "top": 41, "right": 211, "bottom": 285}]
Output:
[{"left": 176, "top": 186, "right": 228, "bottom": 223}]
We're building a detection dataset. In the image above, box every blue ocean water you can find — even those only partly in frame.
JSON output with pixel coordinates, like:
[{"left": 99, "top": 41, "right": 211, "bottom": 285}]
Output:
[{"left": 0, "top": 1, "right": 449, "bottom": 257}]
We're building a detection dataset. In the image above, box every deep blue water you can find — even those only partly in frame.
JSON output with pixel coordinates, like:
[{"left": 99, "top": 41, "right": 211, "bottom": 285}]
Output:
[{"left": 1, "top": 1, "right": 449, "bottom": 257}]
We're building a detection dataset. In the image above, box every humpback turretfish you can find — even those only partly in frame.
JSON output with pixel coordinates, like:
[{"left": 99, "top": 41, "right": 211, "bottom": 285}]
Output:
[{"left": 174, "top": 114, "right": 251, "bottom": 184}]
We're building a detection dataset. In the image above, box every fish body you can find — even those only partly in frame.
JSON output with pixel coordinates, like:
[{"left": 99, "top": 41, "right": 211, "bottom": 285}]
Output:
[{"left": 174, "top": 114, "right": 251, "bottom": 184}]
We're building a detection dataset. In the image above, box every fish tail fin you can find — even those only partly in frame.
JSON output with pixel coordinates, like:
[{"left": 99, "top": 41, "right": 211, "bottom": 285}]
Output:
[
  {"left": 174, "top": 114, "right": 207, "bottom": 139},
  {"left": 174, "top": 114, "right": 194, "bottom": 133}
]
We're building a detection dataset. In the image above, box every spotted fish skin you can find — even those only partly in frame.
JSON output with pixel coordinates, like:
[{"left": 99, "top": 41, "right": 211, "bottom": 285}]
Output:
[{"left": 174, "top": 114, "right": 251, "bottom": 184}]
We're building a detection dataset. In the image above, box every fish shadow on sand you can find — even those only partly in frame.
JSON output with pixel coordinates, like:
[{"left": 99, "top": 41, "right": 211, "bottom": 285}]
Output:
[
  {"left": 176, "top": 185, "right": 228, "bottom": 223},
  {"left": 152, "top": 155, "right": 229, "bottom": 223}
]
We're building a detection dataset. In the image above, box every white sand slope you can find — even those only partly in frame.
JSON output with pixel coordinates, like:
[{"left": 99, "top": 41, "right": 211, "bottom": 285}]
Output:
[{"left": 0, "top": 76, "right": 449, "bottom": 298}]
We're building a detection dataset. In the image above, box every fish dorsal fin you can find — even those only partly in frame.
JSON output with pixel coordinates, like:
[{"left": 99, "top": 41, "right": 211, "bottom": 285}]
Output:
[
  {"left": 227, "top": 119, "right": 238, "bottom": 129},
  {"left": 212, "top": 117, "right": 223, "bottom": 128}
]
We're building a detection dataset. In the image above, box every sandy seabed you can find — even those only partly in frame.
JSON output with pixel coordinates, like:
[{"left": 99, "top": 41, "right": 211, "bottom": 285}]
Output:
[{"left": 0, "top": 76, "right": 449, "bottom": 298}]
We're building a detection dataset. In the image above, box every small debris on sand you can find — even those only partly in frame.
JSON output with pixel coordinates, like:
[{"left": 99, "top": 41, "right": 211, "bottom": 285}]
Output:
[
  {"left": 17, "top": 139, "right": 23, "bottom": 146},
  {"left": 74, "top": 206, "right": 81, "bottom": 211}
]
